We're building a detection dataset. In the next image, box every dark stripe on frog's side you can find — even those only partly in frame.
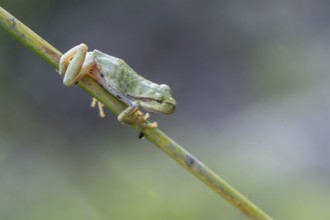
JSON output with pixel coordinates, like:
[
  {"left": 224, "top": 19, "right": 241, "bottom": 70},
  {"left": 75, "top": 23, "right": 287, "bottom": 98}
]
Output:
[{"left": 95, "top": 71, "right": 136, "bottom": 107}]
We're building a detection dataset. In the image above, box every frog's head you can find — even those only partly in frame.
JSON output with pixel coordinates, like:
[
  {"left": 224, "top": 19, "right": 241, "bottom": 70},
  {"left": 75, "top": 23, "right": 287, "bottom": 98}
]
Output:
[{"left": 139, "top": 84, "right": 176, "bottom": 114}]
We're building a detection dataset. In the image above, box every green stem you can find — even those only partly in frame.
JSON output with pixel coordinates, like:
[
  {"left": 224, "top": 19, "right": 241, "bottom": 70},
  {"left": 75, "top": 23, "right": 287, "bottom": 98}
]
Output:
[{"left": 0, "top": 6, "right": 273, "bottom": 220}]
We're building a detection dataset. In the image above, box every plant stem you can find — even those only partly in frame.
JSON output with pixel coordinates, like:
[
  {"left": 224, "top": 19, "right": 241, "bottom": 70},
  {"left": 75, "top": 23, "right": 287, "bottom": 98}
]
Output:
[{"left": 0, "top": 6, "right": 273, "bottom": 220}]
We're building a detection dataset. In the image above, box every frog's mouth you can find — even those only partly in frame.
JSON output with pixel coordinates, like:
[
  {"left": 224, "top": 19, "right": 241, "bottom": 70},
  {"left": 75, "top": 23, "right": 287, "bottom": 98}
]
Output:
[{"left": 137, "top": 97, "right": 176, "bottom": 114}]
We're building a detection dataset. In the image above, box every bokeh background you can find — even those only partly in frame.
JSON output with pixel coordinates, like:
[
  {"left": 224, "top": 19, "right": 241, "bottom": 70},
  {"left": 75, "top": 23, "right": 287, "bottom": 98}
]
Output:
[{"left": 1, "top": 0, "right": 330, "bottom": 219}]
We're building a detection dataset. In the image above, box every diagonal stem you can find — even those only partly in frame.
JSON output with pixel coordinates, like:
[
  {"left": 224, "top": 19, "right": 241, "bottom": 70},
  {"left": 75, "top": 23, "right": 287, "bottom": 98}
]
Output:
[{"left": 0, "top": 6, "right": 273, "bottom": 220}]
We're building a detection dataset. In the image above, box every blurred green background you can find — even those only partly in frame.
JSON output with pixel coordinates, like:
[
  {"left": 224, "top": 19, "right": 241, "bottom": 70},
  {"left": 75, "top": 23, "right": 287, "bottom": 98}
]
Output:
[{"left": 1, "top": 0, "right": 330, "bottom": 219}]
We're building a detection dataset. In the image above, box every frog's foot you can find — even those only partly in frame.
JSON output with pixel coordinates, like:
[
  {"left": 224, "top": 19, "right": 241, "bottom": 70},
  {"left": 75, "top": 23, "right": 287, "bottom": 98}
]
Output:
[
  {"left": 134, "top": 111, "right": 150, "bottom": 120},
  {"left": 132, "top": 109, "right": 158, "bottom": 128},
  {"left": 138, "top": 113, "right": 158, "bottom": 128},
  {"left": 91, "top": 98, "right": 105, "bottom": 117},
  {"left": 118, "top": 106, "right": 158, "bottom": 128}
]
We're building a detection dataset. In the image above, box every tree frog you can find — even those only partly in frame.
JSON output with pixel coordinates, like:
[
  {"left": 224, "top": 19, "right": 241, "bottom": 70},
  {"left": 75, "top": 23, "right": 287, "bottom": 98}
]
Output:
[{"left": 59, "top": 44, "right": 176, "bottom": 128}]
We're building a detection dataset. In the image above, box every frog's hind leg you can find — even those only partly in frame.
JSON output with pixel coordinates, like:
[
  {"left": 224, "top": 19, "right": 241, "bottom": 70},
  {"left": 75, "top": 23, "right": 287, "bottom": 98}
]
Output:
[{"left": 59, "top": 44, "right": 89, "bottom": 86}]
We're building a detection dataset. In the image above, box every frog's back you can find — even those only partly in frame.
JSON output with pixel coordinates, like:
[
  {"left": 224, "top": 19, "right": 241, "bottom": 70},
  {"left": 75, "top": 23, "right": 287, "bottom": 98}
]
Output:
[
  {"left": 93, "top": 50, "right": 138, "bottom": 91},
  {"left": 92, "top": 50, "right": 156, "bottom": 96}
]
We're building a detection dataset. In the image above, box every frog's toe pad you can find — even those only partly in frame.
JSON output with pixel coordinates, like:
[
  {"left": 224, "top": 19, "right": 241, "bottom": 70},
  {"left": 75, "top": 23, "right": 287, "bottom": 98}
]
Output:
[
  {"left": 146, "top": 121, "right": 158, "bottom": 128},
  {"left": 143, "top": 113, "right": 150, "bottom": 120}
]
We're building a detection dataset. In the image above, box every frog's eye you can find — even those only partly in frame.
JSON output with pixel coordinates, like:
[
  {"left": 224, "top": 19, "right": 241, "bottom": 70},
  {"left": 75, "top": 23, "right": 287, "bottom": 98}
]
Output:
[{"left": 159, "top": 84, "right": 172, "bottom": 94}]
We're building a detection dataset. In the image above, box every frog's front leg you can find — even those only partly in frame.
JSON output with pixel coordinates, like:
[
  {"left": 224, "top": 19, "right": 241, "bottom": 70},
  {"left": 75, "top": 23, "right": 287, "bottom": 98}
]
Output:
[
  {"left": 59, "top": 43, "right": 91, "bottom": 86},
  {"left": 118, "top": 106, "right": 158, "bottom": 128}
]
